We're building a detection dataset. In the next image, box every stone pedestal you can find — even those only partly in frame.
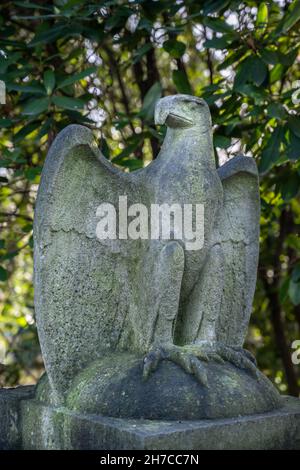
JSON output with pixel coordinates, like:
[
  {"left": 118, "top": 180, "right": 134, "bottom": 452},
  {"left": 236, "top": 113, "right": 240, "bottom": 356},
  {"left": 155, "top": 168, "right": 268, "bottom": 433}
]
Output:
[
  {"left": 0, "top": 386, "right": 35, "bottom": 450},
  {"left": 1, "top": 386, "right": 299, "bottom": 450},
  {"left": 17, "top": 392, "right": 300, "bottom": 450}
]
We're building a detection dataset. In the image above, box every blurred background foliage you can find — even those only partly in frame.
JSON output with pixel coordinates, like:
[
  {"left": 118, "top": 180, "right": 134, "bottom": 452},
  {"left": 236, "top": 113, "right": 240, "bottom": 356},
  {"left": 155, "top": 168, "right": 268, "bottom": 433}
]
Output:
[{"left": 0, "top": 0, "right": 300, "bottom": 395}]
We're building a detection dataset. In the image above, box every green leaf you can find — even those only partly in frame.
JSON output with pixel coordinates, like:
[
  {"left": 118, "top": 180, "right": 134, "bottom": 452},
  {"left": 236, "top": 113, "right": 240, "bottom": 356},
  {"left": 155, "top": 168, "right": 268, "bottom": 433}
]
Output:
[
  {"left": 288, "top": 116, "right": 300, "bottom": 138},
  {"left": 256, "top": 3, "right": 268, "bottom": 33},
  {"left": 57, "top": 66, "right": 97, "bottom": 89},
  {"left": 286, "top": 234, "right": 300, "bottom": 251},
  {"left": 259, "top": 127, "right": 284, "bottom": 173},
  {"left": 214, "top": 135, "right": 231, "bottom": 148},
  {"left": 0, "top": 51, "right": 22, "bottom": 73},
  {"left": 29, "top": 25, "right": 71, "bottom": 47},
  {"left": 25, "top": 166, "right": 42, "bottom": 181},
  {"left": 132, "top": 43, "right": 152, "bottom": 64},
  {"left": 277, "top": 0, "right": 300, "bottom": 33},
  {"left": 287, "top": 132, "right": 300, "bottom": 161},
  {"left": 29, "top": 235, "right": 34, "bottom": 249},
  {"left": 101, "top": 138, "right": 110, "bottom": 159},
  {"left": 43, "top": 69, "right": 55, "bottom": 95},
  {"left": 260, "top": 49, "right": 279, "bottom": 65},
  {"left": 13, "top": 2, "right": 53, "bottom": 11},
  {"left": 137, "top": 18, "right": 153, "bottom": 32},
  {"left": 251, "top": 57, "right": 268, "bottom": 86},
  {"left": 279, "top": 48, "right": 298, "bottom": 68},
  {"left": 140, "top": 82, "right": 162, "bottom": 122},
  {"left": 0, "top": 118, "right": 12, "bottom": 128},
  {"left": 217, "top": 48, "right": 246, "bottom": 71},
  {"left": 288, "top": 279, "right": 300, "bottom": 306},
  {"left": 292, "top": 265, "right": 300, "bottom": 282},
  {"left": 235, "top": 84, "right": 266, "bottom": 105},
  {"left": 267, "top": 103, "right": 286, "bottom": 120},
  {"left": 52, "top": 95, "right": 85, "bottom": 110},
  {"left": 7, "top": 82, "right": 46, "bottom": 95},
  {"left": 203, "top": 0, "right": 230, "bottom": 15},
  {"left": 22, "top": 97, "right": 49, "bottom": 115},
  {"left": 14, "top": 121, "right": 40, "bottom": 143},
  {"left": 278, "top": 173, "right": 300, "bottom": 201},
  {"left": 0, "top": 266, "right": 8, "bottom": 282},
  {"left": 270, "top": 64, "right": 285, "bottom": 84},
  {"left": 279, "top": 277, "right": 290, "bottom": 303},
  {"left": 116, "top": 158, "right": 144, "bottom": 171},
  {"left": 112, "top": 142, "right": 138, "bottom": 163},
  {"left": 36, "top": 117, "right": 53, "bottom": 140},
  {"left": 163, "top": 39, "right": 186, "bottom": 58},
  {"left": 172, "top": 70, "right": 192, "bottom": 94},
  {"left": 203, "top": 16, "right": 233, "bottom": 33},
  {"left": 234, "top": 56, "right": 267, "bottom": 88},
  {"left": 0, "top": 250, "right": 19, "bottom": 261},
  {"left": 22, "top": 223, "right": 33, "bottom": 233},
  {"left": 204, "top": 37, "right": 229, "bottom": 49},
  {"left": 62, "top": 110, "right": 94, "bottom": 125},
  {"left": 104, "top": 6, "right": 132, "bottom": 31}
]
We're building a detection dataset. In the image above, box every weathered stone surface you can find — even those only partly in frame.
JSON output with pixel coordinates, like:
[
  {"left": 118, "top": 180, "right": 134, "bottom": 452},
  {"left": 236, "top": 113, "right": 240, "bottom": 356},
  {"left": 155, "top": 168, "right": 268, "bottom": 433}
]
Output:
[
  {"left": 1, "top": 94, "right": 297, "bottom": 450},
  {"left": 33, "top": 93, "right": 276, "bottom": 422},
  {"left": 0, "top": 386, "right": 35, "bottom": 450},
  {"left": 63, "top": 354, "right": 281, "bottom": 420},
  {"left": 21, "top": 396, "right": 300, "bottom": 450}
]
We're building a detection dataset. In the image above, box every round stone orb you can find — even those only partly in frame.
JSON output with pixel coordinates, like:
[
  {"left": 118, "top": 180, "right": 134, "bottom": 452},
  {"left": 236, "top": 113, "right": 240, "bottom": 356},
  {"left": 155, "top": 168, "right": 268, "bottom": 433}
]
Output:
[{"left": 64, "top": 352, "right": 282, "bottom": 420}]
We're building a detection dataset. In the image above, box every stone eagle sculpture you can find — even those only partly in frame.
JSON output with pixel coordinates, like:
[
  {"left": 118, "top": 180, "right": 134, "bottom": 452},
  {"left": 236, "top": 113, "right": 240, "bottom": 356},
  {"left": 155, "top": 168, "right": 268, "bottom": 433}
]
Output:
[{"left": 34, "top": 94, "right": 281, "bottom": 419}]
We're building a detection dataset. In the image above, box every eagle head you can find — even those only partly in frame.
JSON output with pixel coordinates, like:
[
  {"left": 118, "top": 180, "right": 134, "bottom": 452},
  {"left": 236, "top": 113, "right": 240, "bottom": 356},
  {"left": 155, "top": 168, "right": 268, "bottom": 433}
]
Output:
[{"left": 154, "top": 94, "right": 211, "bottom": 131}]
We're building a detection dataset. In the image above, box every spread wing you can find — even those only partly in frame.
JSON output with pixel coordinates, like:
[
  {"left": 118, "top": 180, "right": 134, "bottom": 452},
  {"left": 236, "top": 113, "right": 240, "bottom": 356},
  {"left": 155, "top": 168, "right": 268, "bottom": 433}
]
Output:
[
  {"left": 216, "top": 156, "right": 260, "bottom": 348},
  {"left": 34, "top": 124, "right": 142, "bottom": 403}
]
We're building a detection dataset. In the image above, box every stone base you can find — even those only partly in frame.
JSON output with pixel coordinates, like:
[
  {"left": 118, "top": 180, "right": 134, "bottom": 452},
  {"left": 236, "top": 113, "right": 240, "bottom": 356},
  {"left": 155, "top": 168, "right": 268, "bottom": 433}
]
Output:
[
  {"left": 60, "top": 353, "right": 282, "bottom": 420},
  {"left": 20, "top": 396, "right": 300, "bottom": 450},
  {"left": 0, "top": 386, "right": 35, "bottom": 450}
]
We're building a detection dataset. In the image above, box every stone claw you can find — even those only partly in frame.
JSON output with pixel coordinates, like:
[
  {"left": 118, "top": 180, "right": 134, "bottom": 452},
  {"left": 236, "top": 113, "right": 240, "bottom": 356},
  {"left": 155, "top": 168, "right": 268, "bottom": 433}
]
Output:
[
  {"left": 163, "top": 345, "right": 209, "bottom": 386},
  {"left": 190, "top": 357, "right": 208, "bottom": 386},
  {"left": 216, "top": 344, "right": 259, "bottom": 379},
  {"left": 143, "top": 348, "right": 162, "bottom": 380},
  {"left": 188, "top": 341, "right": 225, "bottom": 364},
  {"left": 143, "top": 341, "right": 261, "bottom": 389},
  {"left": 143, "top": 343, "right": 212, "bottom": 387},
  {"left": 237, "top": 348, "right": 257, "bottom": 366}
]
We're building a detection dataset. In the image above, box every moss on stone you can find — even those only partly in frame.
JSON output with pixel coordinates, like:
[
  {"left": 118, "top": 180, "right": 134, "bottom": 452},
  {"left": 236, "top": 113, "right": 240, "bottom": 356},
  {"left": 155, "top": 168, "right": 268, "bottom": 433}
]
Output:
[{"left": 59, "top": 352, "right": 282, "bottom": 420}]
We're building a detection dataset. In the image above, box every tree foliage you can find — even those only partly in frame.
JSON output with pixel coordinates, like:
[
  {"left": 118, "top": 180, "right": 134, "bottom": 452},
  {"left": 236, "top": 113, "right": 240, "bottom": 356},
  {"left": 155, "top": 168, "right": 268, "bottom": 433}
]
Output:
[{"left": 0, "top": 0, "right": 299, "bottom": 394}]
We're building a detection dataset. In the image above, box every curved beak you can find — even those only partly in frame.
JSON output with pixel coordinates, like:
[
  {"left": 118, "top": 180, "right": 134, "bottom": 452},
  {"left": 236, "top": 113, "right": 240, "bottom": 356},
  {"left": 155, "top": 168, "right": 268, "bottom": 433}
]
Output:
[{"left": 154, "top": 94, "right": 202, "bottom": 127}]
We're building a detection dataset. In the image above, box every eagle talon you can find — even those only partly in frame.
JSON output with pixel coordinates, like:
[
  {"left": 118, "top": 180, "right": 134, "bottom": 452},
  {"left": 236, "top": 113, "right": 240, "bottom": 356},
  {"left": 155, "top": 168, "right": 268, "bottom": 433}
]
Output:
[
  {"left": 143, "top": 348, "right": 163, "bottom": 380},
  {"left": 237, "top": 348, "right": 257, "bottom": 366},
  {"left": 189, "top": 341, "right": 224, "bottom": 363},
  {"left": 143, "top": 342, "right": 259, "bottom": 385},
  {"left": 190, "top": 357, "right": 209, "bottom": 386},
  {"left": 143, "top": 343, "right": 211, "bottom": 386},
  {"left": 216, "top": 344, "right": 259, "bottom": 378}
]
